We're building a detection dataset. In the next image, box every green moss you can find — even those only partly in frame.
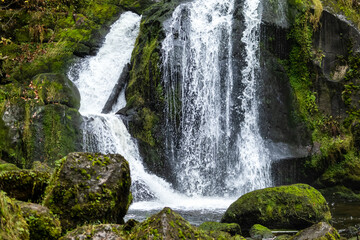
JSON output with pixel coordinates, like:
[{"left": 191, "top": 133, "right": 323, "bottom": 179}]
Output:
[
  {"left": 249, "top": 224, "right": 274, "bottom": 240},
  {"left": 0, "top": 191, "right": 30, "bottom": 240}
]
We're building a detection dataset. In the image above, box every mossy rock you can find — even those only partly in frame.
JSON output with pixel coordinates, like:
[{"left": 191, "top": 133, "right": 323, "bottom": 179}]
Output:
[
  {"left": 119, "top": 0, "right": 157, "bottom": 14},
  {"left": 0, "top": 170, "right": 50, "bottom": 203},
  {"left": 291, "top": 222, "right": 340, "bottom": 240},
  {"left": 319, "top": 185, "right": 360, "bottom": 202},
  {"left": 18, "top": 201, "right": 61, "bottom": 240},
  {"left": 31, "top": 161, "right": 53, "bottom": 174},
  {"left": 221, "top": 184, "right": 332, "bottom": 231},
  {"left": 199, "top": 222, "right": 241, "bottom": 236},
  {"left": 249, "top": 224, "right": 274, "bottom": 240},
  {"left": 129, "top": 207, "right": 213, "bottom": 239},
  {"left": 1, "top": 100, "right": 83, "bottom": 168},
  {"left": 0, "top": 162, "right": 20, "bottom": 172},
  {"left": 0, "top": 191, "right": 30, "bottom": 240},
  {"left": 59, "top": 224, "right": 127, "bottom": 240},
  {"left": 43, "top": 152, "right": 132, "bottom": 231},
  {"left": 32, "top": 73, "right": 81, "bottom": 109}
]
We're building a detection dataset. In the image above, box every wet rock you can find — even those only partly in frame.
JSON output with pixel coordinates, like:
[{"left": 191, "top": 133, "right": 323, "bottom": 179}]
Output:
[
  {"left": 292, "top": 222, "right": 340, "bottom": 240},
  {"left": 0, "top": 191, "right": 30, "bottom": 240},
  {"left": 43, "top": 152, "right": 132, "bottom": 231},
  {"left": 249, "top": 224, "right": 274, "bottom": 240},
  {"left": 18, "top": 201, "right": 61, "bottom": 240},
  {"left": 199, "top": 221, "right": 241, "bottom": 236},
  {"left": 0, "top": 170, "right": 50, "bottom": 203},
  {"left": 59, "top": 224, "right": 127, "bottom": 240},
  {"left": 221, "top": 184, "right": 331, "bottom": 231}
]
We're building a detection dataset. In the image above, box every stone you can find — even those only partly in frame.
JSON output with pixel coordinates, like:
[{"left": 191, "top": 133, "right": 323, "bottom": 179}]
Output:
[
  {"left": 0, "top": 170, "right": 50, "bottom": 203},
  {"left": 18, "top": 201, "right": 61, "bottom": 240},
  {"left": 32, "top": 73, "right": 81, "bottom": 109},
  {"left": 199, "top": 222, "right": 241, "bottom": 236},
  {"left": 43, "top": 152, "right": 132, "bottom": 231},
  {"left": 59, "top": 224, "right": 126, "bottom": 240},
  {"left": 0, "top": 191, "right": 30, "bottom": 240},
  {"left": 249, "top": 224, "right": 274, "bottom": 240},
  {"left": 221, "top": 184, "right": 332, "bottom": 231},
  {"left": 292, "top": 222, "right": 340, "bottom": 240},
  {"left": 128, "top": 207, "right": 214, "bottom": 239}
]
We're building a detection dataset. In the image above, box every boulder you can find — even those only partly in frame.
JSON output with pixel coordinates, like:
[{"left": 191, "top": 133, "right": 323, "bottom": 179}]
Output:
[
  {"left": 0, "top": 191, "right": 30, "bottom": 240},
  {"left": 59, "top": 224, "right": 127, "bottom": 240},
  {"left": 0, "top": 170, "right": 50, "bottom": 203},
  {"left": 198, "top": 222, "right": 241, "bottom": 236},
  {"left": 0, "top": 161, "right": 19, "bottom": 171},
  {"left": 292, "top": 222, "right": 340, "bottom": 240},
  {"left": 18, "top": 201, "right": 61, "bottom": 240},
  {"left": 32, "top": 73, "right": 81, "bottom": 109},
  {"left": 129, "top": 207, "right": 213, "bottom": 239},
  {"left": 221, "top": 184, "right": 331, "bottom": 231},
  {"left": 43, "top": 152, "right": 132, "bottom": 231},
  {"left": 249, "top": 224, "right": 274, "bottom": 240}
]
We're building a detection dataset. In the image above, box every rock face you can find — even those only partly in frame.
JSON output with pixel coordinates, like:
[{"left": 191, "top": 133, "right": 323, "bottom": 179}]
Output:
[
  {"left": 221, "top": 184, "right": 331, "bottom": 231},
  {"left": 43, "top": 152, "right": 132, "bottom": 231},
  {"left": 0, "top": 170, "right": 50, "bottom": 203},
  {"left": 59, "top": 224, "right": 127, "bottom": 240},
  {"left": 292, "top": 222, "right": 340, "bottom": 240},
  {"left": 1, "top": 98, "right": 83, "bottom": 168},
  {"left": 0, "top": 191, "right": 30, "bottom": 240},
  {"left": 129, "top": 207, "right": 212, "bottom": 239},
  {"left": 18, "top": 201, "right": 61, "bottom": 240}
]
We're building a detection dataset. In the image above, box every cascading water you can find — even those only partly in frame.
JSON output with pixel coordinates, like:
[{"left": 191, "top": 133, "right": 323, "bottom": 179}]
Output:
[
  {"left": 68, "top": 0, "right": 272, "bottom": 224},
  {"left": 162, "top": 0, "right": 271, "bottom": 196},
  {"left": 68, "top": 12, "right": 176, "bottom": 203}
]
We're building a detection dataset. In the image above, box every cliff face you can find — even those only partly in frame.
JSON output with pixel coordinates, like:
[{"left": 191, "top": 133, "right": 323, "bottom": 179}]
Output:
[{"left": 261, "top": 0, "right": 360, "bottom": 190}]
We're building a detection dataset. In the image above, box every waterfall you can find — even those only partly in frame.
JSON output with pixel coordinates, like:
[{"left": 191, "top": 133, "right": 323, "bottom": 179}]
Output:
[
  {"left": 162, "top": 0, "right": 271, "bottom": 196},
  {"left": 68, "top": 11, "right": 176, "bottom": 202}
]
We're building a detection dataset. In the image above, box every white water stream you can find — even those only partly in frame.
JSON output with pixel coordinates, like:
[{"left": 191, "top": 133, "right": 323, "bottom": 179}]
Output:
[{"left": 68, "top": 0, "right": 272, "bottom": 223}]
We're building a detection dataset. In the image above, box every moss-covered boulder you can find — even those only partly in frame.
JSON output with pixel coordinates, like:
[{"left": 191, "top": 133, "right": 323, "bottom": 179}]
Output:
[
  {"left": 129, "top": 207, "right": 214, "bottom": 239},
  {"left": 18, "top": 201, "right": 61, "bottom": 240},
  {"left": 43, "top": 152, "right": 132, "bottom": 231},
  {"left": 221, "top": 184, "right": 331, "bottom": 231},
  {"left": 198, "top": 222, "right": 241, "bottom": 236},
  {"left": 59, "top": 224, "right": 127, "bottom": 240},
  {"left": 0, "top": 170, "right": 50, "bottom": 203},
  {"left": 291, "top": 222, "right": 340, "bottom": 240},
  {"left": 249, "top": 224, "right": 274, "bottom": 240},
  {"left": 32, "top": 73, "right": 81, "bottom": 109},
  {"left": 0, "top": 191, "right": 30, "bottom": 240}
]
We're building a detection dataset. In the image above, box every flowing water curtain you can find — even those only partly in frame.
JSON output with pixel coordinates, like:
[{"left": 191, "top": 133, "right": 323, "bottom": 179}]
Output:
[
  {"left": 162, "top": 0, "right": 272, "bottom": 197},
  {"left": 162, "top": 0, "right": 237, "bottom": 196}
]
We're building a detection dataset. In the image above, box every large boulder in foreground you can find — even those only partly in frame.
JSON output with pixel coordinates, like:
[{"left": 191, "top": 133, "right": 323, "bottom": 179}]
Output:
[
  {"left": 292, "top": 222, "right": 340, "bottom": 240},
  {"left": 0, "top": 191, "right": 29, "bottom": 240},
  {"left": 221, "top": 184, "right": 331, "bottom": 231},
  {"left": 18, "top": 201, "right": 61, "bottom": 240},
  {"left": 43, "top": 152, "right": 132, "bottom": 231}
]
